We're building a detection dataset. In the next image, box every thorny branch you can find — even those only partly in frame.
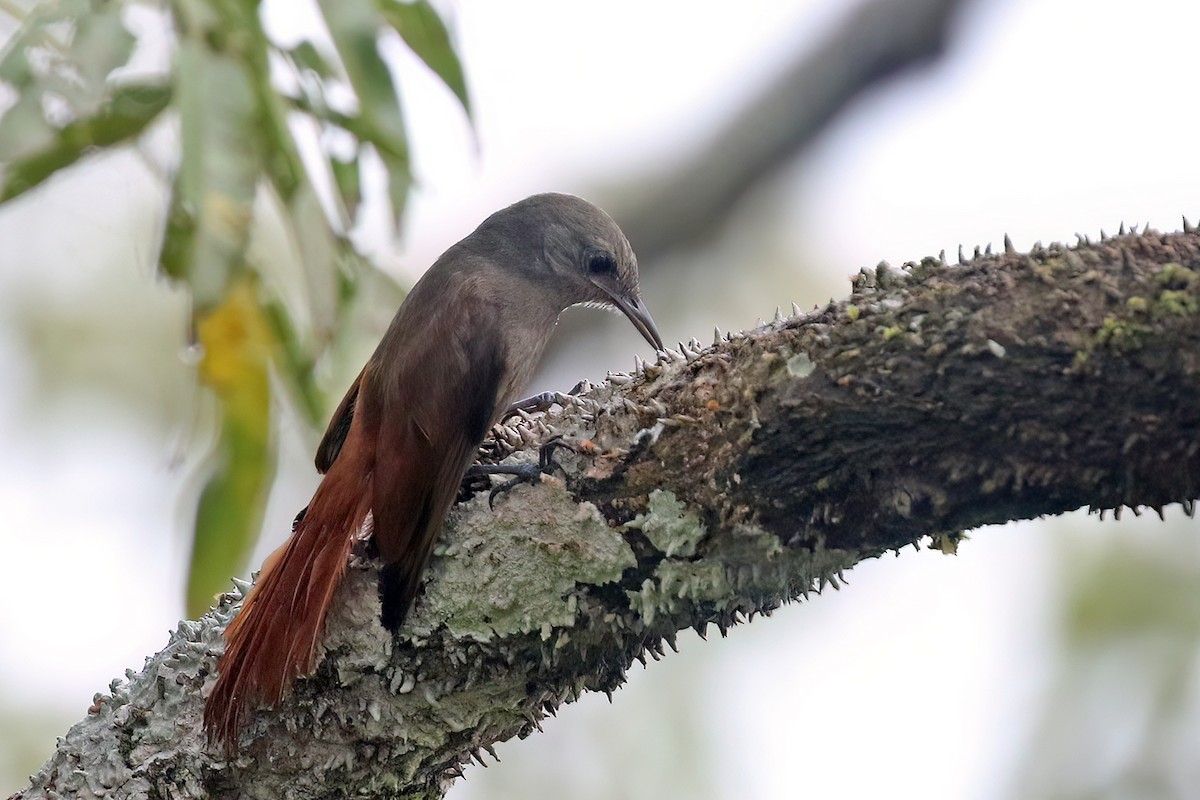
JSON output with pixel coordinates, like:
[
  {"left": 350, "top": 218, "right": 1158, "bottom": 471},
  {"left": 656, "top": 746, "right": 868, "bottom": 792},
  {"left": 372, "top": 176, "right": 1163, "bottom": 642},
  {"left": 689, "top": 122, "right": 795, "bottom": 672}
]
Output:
[{"left": 13, "top": 225, "right": 1200, "bottom": 800}]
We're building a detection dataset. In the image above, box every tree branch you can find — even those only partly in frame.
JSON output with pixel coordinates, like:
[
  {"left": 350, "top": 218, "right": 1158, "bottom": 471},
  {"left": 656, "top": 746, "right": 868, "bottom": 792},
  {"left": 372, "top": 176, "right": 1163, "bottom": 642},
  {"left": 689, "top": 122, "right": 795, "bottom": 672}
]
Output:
[{"left": 14, "top": 226, "right": 1200, "bottom": 800}]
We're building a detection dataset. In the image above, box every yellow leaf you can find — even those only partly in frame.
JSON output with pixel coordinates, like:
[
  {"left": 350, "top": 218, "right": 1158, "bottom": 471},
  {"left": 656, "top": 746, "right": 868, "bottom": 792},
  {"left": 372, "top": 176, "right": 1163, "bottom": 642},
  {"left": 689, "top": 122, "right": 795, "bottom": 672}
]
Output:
[
  {"left": 188, "top": 278, "right": 278, "bottom": 616},
  {"left": 197, "top": 279, "right": 274, "bottom": 392}
]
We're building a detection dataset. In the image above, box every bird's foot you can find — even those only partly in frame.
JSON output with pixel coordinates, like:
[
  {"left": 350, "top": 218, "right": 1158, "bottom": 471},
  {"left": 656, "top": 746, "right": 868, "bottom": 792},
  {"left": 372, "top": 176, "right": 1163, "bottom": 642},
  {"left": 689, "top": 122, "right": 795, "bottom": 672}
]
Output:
[{"left": 466, "top": 436, "right": 575, "bottom": 508}]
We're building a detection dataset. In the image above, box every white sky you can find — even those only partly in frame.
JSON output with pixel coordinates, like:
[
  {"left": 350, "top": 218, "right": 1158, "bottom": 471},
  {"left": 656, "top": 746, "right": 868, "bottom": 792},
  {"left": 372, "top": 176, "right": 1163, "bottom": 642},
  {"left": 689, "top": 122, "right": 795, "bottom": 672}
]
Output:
[{"left": 2, "top": 0, "right": 1199, "bottom": 797}]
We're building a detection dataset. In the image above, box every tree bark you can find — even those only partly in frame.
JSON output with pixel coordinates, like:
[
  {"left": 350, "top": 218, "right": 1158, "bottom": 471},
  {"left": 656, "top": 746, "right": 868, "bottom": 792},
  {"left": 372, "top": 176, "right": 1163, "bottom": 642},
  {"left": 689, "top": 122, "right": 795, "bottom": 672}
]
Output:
[{"left": 13, "top": 226, "right": 1200, "bottom": 800}]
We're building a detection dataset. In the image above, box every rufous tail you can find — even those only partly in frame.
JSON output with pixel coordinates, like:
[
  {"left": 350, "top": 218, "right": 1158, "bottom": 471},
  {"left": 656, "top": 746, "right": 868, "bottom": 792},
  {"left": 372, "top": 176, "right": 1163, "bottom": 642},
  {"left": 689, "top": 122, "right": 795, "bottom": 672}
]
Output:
[{"left": 203, "top": 433, "right": 373, "bottom": 751}]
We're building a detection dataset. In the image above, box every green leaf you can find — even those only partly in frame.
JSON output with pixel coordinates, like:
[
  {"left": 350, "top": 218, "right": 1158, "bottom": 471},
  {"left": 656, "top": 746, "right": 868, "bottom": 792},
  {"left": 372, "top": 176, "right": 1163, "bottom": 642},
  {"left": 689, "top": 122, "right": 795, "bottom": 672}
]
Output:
[
  {"left": 317, "top": 0, "right": 411, "bottom": 226},
  {"left": 329, "top": 150, "right": 363, "bottom": 221},
  {"left": 0, "top": 91, "right": 57, "bottom": 164},
  {"left": 0, "top": 0, "right": 148, "bottom": 201},
  {"left": 67, "top": 2, "right": 136, "bottom": 107},
  {"left": 377, "top": 0, "right": 471, "bottom": 116},
  {"left": 383, "top": 150, "right": 412, "bottom": 224},
  {"left": 261, "top": 297, "right": 323, "bottom": 426},
  {"left": 287, "top": 183, "right": 340, "bottom": 331},
  {"left": 0, "top": 0, "right": 135, "bottom": 111},
  {"left": 317, "top": 0, "right": 408, "bottom": 153},
  {"left": 0, "top": 83, "right": 171, "bottom": 201},
  {"left": 288, "top": 40, "right": 337, "bottom": 79},
  {"left": 250, "top": 180, "right": 339, "bottom": 428},
  {"left": 159, "top": 39, "right": 261, "bottom": 311},
  {"left": 167, "top": 0, "right": 328, "bottom": 608}
]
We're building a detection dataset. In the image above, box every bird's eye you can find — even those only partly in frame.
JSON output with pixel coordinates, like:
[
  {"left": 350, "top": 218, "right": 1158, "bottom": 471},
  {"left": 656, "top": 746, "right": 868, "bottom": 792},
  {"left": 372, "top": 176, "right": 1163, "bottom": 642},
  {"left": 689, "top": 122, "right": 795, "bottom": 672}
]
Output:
[{"left": 587, "top": 252, "right": 617, "bottom": 275}]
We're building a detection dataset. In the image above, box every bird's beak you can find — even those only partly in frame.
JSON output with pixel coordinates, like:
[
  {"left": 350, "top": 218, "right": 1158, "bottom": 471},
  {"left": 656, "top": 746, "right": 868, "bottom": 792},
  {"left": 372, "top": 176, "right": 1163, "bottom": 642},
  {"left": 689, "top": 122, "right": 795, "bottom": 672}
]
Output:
[{"left": 609, "top": 292, "right": 664, "bottom": 352}]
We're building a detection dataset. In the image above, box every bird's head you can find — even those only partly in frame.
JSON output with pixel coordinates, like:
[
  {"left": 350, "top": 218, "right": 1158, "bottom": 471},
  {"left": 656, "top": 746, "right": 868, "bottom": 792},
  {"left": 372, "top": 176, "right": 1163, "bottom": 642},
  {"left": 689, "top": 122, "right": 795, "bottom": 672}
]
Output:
[{"left": 480, "top": 192, "right": 664, "bottom": 352}]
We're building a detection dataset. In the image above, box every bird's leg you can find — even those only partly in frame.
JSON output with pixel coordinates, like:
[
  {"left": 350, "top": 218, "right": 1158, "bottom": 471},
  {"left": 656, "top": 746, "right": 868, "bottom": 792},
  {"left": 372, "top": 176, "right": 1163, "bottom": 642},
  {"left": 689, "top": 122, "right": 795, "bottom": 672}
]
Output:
[
  {"left": 465, "top": 436, "right": 576, "bottom": 508},
  {"left": 469, "top": 380, "right": 592, "bottom": 503},
  {"left": 502, "top": 391, "right": 557, "bottom": 419},
  {"left": 500, "top": 379, "right": 590, "bottom": 421}
]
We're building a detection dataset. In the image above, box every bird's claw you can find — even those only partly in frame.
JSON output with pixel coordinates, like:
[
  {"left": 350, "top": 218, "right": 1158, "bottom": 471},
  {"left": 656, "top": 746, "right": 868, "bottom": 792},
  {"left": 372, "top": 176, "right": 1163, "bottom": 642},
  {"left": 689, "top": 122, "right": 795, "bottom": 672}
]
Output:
[
  {"left": 537, "top": 434, "right": 573, "bottom": 473},
  {"left": 475, "top": 435, "right": 577, "bottom": 508},
  {"left": 486, "top": 464, "right": 544, "bottom": 509}
]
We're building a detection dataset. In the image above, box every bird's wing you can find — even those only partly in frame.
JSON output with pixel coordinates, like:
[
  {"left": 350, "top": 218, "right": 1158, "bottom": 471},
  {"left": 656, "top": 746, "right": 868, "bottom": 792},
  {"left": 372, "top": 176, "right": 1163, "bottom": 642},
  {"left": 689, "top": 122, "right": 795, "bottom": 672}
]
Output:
[
  {"left": 370, "top": 300, "right": 509, "bottom": 629},
  {"left": 315, "top": 365, "right": 365, "bottom": 474}
]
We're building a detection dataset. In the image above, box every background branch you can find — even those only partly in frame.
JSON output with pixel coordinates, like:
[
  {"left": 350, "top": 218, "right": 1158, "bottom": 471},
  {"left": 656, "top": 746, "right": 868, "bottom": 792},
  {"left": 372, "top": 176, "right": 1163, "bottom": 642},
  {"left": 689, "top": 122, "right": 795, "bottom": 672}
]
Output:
[
  {"left": 611, "top": 0, "right": 979, "bottom": 261},
  {"left": 13, "top": 225, "right": 1200, "bottom": 799},
  {"left": 543, "top": 0, "right": 980, "bottom": 379}
]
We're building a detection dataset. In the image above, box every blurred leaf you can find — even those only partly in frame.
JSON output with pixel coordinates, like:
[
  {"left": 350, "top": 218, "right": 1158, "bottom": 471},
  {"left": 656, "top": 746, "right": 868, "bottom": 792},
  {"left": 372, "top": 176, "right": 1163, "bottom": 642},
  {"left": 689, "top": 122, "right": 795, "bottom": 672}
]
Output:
[
  {"left": 254, "top": 57, "right": 308, "bottom": 204},
  {"left": 288, "top": 40, "right": 337, "bottom": 79},
  {"left": 286, "top": 183, "right": 340, "bottom": 334},
  {"left": 65, "top": 1, "right": 135, "bottom": 106},
  {"left": 0, "top": 83, "right": 171, "bottom": 201},
  {"left": 383, "top": 154, "right": 410, "bottom": 227},
  {"left": 0, "top": 91, "right": 57, "bottom": 163},
  {"left": 188, "top": 279, "right": 276, "bottom": 617},
  {"left": 0, "top": 0, "right": 151, "bottom": 201},
  {"left": 0, "top": 0, "right": 133, "bottom": 100},
  {"left": 318, "top": 0, "right": 412, "bottom": 224},
  {"left": 250, "top": 181, "right": 335, "bottom": 428},
  {"left": 0, "top": 0, "right": 461, "bottom": 608},
  {"left": 329, "top": 150, "right": 362, "bottom": 220},
  {"left": 262, "top": 299, "right": 323, "bottom": 426},
  {"left": 159, "top": 39, "right": 261, "bottom": 311},
  {"left": 378, "top": 0, "right": 471, "bottom": 116}
]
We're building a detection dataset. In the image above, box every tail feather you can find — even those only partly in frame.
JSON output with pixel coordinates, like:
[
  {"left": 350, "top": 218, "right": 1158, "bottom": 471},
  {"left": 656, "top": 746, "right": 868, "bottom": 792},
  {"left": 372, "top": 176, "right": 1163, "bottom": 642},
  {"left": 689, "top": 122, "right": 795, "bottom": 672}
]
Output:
[
  {"left": 203, "top": 443, "right": 373, "bottom": 751},
  {"left": 379, "top": 560, "right": 419, "bottom": 632}
]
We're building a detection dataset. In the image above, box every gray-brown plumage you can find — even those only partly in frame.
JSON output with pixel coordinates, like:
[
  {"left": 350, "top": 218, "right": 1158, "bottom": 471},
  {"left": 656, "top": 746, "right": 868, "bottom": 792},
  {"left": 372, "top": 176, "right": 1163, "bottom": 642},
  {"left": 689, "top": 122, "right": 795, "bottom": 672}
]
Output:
[{"left": 204, "top": 193, "right": 663, "bottom": 750}]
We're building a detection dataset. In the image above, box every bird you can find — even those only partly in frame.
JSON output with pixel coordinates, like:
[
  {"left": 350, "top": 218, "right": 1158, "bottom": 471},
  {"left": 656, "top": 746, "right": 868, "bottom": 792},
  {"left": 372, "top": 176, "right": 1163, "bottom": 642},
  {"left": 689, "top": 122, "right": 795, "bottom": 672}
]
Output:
[{"left": 203, "top": 193, "right": 664, "bottom": 750}]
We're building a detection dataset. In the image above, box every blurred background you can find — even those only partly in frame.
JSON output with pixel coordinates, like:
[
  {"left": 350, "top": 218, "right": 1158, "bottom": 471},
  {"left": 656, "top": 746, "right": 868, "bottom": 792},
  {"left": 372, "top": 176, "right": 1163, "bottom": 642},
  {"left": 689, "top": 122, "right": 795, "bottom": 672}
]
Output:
[{"left": 3, "top": 0, "right": 1200, "bottom": 797}]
